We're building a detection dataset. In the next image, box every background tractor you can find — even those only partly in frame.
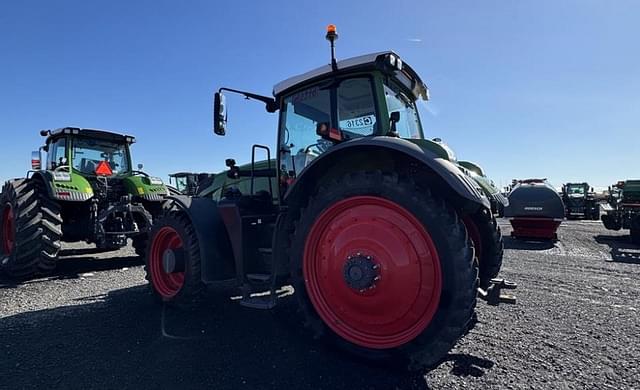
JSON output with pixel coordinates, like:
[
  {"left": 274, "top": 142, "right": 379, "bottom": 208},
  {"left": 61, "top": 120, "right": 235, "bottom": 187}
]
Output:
[
  {"left": 144, "top": 27, "right": 513, "bottom": 371},
  {"left": 561, "top": 182, "right": 600, "bottom": 220},
  {"left": 168, "top": 172, "right": 215, "bottom": 196},
  {"left": 601, "top": 180, "right": 640, "bottom": 244},
  {"left": 0, "top": 127, "right": 168, "bottom": 279}
]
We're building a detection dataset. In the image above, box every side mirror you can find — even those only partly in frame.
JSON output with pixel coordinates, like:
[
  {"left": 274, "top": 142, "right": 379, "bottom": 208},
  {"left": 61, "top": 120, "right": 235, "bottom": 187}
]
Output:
[
  {"left": 213, "top": 92, "right": 227, "bottom": 136},
  {"left": 137, "top": 163, "right": 144, "bottom": 170},
  {"left": 31, "top": 151, "right": 41, "bottom": 170},
  {"left": 389, "top": 111, "right": 401, "bottom": 136}
]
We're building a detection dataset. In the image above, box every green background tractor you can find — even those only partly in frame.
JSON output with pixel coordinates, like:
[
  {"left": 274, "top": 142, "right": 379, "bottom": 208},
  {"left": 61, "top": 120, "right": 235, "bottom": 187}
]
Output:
[
  {"left": 601, "top": 180, "right": 640, "bottom": 244},
  {"left": 168, "top": 172, "right": 215, "bottom": 196},
  {"left": 561, "top": 182, "right": 600, "bottom": 220},
  {"left": 144, "top": 29, "right": 511, "bottom": 371},
  {"left": 0, "top": 127, "right": 168, "bottom": 279}
]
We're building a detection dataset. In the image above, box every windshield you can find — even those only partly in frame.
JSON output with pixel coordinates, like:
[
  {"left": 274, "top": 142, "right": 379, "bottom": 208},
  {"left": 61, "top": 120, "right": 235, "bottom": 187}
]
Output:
[
  {"left": 568, "top": 185, "right": 585, "bottom": 195},
  {"left": 72, "top": 138, "right": 130, "bottom": 175},
  {"left": 383, "top": 81, "right": 423, "bottom": 139}
]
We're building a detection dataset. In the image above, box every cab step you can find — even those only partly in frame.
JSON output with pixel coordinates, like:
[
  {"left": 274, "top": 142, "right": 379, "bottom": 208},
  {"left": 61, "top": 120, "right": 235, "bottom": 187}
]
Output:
[{"left": 239, "top": 294, "right": 277, "bottom": 310}]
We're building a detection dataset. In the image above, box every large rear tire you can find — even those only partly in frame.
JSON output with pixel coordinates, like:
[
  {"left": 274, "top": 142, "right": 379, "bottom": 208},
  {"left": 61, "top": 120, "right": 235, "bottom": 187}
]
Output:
[
  {"left": 0, "top": 179, "right": 62, "bottom": 279},
  {"left": 144, "top": 208, "right": 205, "bottom": 307},
  {"left": 289, "top": 171, "right": 478, "bottom": 371},
  {"left": 463, "top": 211, "right": 504, "bottom": 288}
]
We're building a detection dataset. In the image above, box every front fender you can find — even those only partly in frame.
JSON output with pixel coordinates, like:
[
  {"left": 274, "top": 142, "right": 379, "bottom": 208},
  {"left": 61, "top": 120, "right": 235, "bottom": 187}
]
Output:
[
  {"left": 164, "top": 195, "right": 234, "bottom": 282},
  {"left": 284, "top": 137, "right": 490, "bottom": 211}
]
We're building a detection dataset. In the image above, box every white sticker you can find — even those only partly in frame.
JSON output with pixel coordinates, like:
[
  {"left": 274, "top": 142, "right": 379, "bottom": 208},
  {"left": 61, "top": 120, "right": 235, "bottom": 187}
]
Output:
[{"left": 340, "top": 114, "right": 376, "bottom": 130}]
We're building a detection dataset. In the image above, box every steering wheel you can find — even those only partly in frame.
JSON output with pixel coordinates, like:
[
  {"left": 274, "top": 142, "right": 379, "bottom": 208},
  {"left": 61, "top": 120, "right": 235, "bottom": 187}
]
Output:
[
  {"left": 54, "top": 165, "right": 70, "bottom": 172},
  {"left": 132, "top": 171, "right": 149, "bottom": 177}
]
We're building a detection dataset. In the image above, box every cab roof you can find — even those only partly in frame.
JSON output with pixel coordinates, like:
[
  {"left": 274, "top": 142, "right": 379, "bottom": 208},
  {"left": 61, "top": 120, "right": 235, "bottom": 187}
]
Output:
[
  {"left": 43, "top": 127, "right": 136, "bottom": 144},
  {"left": 272, "top": 51, "right": 429, "bottom": 100}
]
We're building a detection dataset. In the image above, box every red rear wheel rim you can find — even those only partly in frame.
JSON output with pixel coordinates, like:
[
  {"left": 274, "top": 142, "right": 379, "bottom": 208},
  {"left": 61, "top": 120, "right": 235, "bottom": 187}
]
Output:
[
  {"left": 1, "top": 204, "right": 15, "bottom": 255},
  {"left": 462, "top": 216, "right": 482, "bottom": 262},
  {"left": 149, "top": 226, "right": 185, "bottom": 298},
  {"left": 303, "top": 196, "right": 442, "bottom": 349}
]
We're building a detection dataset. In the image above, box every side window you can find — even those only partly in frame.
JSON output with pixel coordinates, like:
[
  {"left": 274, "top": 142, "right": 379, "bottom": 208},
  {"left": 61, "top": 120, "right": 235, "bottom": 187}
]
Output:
[
  {"left": 280, "top": 85, "right": 331, "bottom": 176},
  {"left": 47, "top": 138, "right": 67, "bottom": 170},
  {"left": 383, "top": 82, "right": 422, "bottom": 139},
  {"left": 337, "top": 78, "right": 377, "bottom": 136}
]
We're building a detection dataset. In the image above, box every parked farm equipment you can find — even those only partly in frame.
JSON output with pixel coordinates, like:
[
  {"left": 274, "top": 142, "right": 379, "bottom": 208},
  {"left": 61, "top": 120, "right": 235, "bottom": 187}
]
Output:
[
  {"left": 168, "top": 172, "right": 215, "bottom": 196},
  {"left": 504, "top": 179, "right": 565, "bottom": 240},
  {"left": 144, "top": 26, "right": 514, "bottom": 370},
  {"left": 561, "top": 182, "right": 600, "bottom": 220},
  {"left": 0, "top": 127, "right": 168, "bottom": 279},
  {"left": 601, "top": 180, "right": 640, "bottom": 244}
]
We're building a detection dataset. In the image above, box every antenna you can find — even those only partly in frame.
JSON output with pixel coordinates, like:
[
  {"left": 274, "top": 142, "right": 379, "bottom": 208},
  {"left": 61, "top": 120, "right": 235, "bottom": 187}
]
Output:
[{"left": 325, "top": 24, "right": 338, "bottom": 71}]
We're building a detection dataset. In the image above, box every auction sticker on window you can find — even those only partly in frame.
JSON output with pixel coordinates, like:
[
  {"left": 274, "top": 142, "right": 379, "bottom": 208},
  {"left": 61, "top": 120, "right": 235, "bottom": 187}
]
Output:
[{"left": 340, "top": 114, "right": 376, "bottom": 131}]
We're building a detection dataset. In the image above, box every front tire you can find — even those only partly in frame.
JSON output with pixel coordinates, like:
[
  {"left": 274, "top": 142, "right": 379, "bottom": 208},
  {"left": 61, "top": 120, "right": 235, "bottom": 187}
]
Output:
[
  {"left": 0, "top": 179, "right": 62, "bottom": 279},
  {"left": 145, "top": 208, "right": 205, "bottom": 307},
  {"left": 289, "top": 171, "right": 478, "bottom": 371},
  {"left": 463, "top": 211, "right": 504, "bottom": 288}
]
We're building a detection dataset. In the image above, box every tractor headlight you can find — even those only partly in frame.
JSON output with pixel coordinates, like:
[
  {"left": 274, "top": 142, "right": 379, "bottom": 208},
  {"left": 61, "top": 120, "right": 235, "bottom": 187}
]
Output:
[
  {"left": 388, "top": 54, "right": 397, "bottom": 67},
  {"left": 149, "top": 177, "right": 163, "bottom": 185},
  {"left": 53, "top": 172, "right": 72, "bottom": 182}
]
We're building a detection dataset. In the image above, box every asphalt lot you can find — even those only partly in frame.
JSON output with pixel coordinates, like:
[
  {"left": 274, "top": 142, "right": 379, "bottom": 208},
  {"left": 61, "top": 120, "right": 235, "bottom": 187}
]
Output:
[{"left": 1, "top": 219, "right": 639, "bottom": 390}]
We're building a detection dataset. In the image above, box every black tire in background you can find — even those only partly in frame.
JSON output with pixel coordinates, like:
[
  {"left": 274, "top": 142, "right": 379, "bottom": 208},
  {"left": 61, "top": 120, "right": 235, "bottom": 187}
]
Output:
[
  {"left": 132, "top": 234, "right": 147, "bottom": 257},
  {"left": 289, "top": 171, "right": 478, "bottom": 371},
  {"left": 464, "top": 210, "right": 504, "bottom": 288},
  {"left": 0, "top": 179, "right": 62, "bottom": 279}
]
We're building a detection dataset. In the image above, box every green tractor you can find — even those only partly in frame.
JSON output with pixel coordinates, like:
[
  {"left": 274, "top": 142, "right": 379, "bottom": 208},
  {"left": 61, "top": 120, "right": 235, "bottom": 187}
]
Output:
[
  {"left": 601, "top": 180, "right": 640, "bottom": 244},
  {"left": 168, "top": 172, "right": 215, "bottom": 196},
  {"left": 561, "top": 182, "right": 600, "bottom": 220},
  {"left": 144, "top": 27, "right": 514, "bottom": 370},
  {"left": 0, "top": 127, "right": 168, "bottom": 279}
]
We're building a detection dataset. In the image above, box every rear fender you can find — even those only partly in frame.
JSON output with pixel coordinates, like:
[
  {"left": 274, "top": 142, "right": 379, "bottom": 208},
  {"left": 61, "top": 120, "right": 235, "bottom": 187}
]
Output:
[
  {"left": 284, "top": 137, "right": 490, "bottom": 213},
  {"left": 164, "top": 195, "right": 234, "bottom": 282},
  {"left": 31, "top": 171, "right": 93, "bottom": 202}
]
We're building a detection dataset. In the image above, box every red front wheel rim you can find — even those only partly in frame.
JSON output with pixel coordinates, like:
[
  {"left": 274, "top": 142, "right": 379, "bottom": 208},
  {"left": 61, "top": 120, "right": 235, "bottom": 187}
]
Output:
[
  {"left": 1, "top": 204, "right": 15, "bottom": 255},
  {"left": 303, "top": 196, "right": 442, "bottom": 349},
  {"left": 149, "top": 226, "right": 185, "bottom": 298}
]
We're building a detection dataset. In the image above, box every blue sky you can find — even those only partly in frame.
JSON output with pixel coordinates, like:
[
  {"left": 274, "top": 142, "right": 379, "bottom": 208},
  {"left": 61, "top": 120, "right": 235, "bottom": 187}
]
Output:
[{"left": 1, "top": 0, "right": 638, "bottom": 190}]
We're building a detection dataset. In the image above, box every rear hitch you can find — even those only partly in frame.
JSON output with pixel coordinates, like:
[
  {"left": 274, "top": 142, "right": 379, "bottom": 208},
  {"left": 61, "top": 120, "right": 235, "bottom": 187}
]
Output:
[{"left": 478, "top": 278, "right": 517, "bottom": 306}]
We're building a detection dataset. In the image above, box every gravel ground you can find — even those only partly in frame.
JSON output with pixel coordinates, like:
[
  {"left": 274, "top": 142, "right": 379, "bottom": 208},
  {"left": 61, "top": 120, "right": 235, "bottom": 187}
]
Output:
[{"left": 1, "top": 220, "right": 639, "bottom": 389}]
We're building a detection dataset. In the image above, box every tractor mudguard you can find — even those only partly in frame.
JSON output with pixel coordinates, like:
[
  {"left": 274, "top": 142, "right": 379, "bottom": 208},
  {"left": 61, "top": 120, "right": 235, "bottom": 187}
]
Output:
[
  {"left": 164, "top": 195, "right": 233, "bottom": 282},
  {"left": 31, "top": 171, "right": 94, "bottom": 202},
  {"left": 284, "top": 136, "right": 490, "bottom": 212}
]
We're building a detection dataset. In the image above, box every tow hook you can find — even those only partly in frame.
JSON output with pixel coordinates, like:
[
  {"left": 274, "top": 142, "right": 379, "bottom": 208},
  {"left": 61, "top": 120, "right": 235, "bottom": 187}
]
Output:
[{"left": 478, "top": 278, "right": 517, "bottom": 306}]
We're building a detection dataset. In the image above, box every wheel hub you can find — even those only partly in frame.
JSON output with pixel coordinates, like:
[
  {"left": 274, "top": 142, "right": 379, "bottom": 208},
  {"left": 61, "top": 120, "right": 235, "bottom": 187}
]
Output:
[
  {"left": 162, "top": 247, "right": 185, "bottom": 274},
  {"left": 343, "top": 254, "right": 380, "bottom": 292}
]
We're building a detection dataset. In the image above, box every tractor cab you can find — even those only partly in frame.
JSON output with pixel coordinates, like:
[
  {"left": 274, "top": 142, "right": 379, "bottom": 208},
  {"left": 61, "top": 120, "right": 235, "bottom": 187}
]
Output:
[
  {"left": 214, "top": 53, "right": 429, "bottom": 198},
  {"left": 37, "top": 127, "right": 135, "bottom": 178}
]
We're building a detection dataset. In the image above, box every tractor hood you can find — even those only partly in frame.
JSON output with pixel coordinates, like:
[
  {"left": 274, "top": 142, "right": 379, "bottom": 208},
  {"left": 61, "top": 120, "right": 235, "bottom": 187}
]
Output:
[
  {"left": 406, "top": 139, "right": 456, "bottom": 162},
  {"left": 123, "top": 176, "right": 169, "bottom": 201}
]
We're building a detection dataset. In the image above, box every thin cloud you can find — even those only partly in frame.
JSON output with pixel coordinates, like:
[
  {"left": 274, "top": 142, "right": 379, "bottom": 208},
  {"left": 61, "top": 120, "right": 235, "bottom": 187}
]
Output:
[{"left": 407, "top": 38, "right": 422, "bottom": 43}]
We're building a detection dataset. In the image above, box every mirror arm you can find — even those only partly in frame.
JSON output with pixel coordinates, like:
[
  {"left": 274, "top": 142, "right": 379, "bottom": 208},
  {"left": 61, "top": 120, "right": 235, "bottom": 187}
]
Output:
[{"left": 218, "top": 87, "right": 278, "bottom": 112}]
